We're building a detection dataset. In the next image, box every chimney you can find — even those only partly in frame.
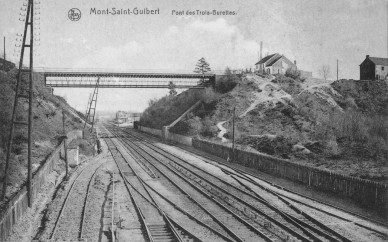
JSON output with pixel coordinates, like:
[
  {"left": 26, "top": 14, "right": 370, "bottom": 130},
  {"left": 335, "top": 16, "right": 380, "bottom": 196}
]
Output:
[
  {"left": 366, "top": 55, "right": 369, "bottom": 58},
  {"left": 294, "top": 60, "right": 296, "bottom": 65},
  {"left": 260, "top": 41, "right": 263, "bottom": 61}
]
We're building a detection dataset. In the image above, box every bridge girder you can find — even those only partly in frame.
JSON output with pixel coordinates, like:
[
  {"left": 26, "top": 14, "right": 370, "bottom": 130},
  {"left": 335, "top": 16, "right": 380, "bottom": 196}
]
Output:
[{"left": 44, "top": 72, "right": 215, "bottom": 88}]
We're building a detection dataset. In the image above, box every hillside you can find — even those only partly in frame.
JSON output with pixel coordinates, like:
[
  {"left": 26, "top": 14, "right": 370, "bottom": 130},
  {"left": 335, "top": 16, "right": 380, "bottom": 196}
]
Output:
[
  {"left": 140, "top": 88, "right": 207, "bottom": 129},
  {"left": 141, "top": 71, "right": 388, "bottom": 183},
  {"left": 0, "top": 69, "right": 92, "bottom": 197}
]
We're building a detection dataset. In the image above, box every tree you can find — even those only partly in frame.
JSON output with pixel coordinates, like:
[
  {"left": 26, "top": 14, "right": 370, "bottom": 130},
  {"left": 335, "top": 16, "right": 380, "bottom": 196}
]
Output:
[
  {"left": 168, "top": 81, "right": 177, "bottom": 96},
  {"left": 215, "top": 67, "right": 239, "bottom": 93},
  {"left": 194, "top": 57, "right": 211, "bottom": 85},
  {"left": 194, "top": 57, "right": 211, "bottom": 74},
  {"left": 319, "top": 65, "right": 330, "bottom": 80}
]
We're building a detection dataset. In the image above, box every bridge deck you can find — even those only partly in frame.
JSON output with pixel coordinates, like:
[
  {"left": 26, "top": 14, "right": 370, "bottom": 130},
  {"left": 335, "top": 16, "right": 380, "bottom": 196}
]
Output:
[{"left": 44, "top": 72, "right": 215, "bottom": 88}]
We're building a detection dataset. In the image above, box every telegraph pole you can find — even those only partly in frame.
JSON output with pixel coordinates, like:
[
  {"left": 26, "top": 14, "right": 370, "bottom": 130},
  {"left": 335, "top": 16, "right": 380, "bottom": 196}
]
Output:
[
  {"left": 62, "top": 110, "right": 68, "bottom": 178},
  {"left": 232, "top": 106, "right": 236, "bottom": 161},
  {"left": 337, "top": 59, "right": 338, "bottom": 81},
  {"left": 2, "top": 36, "right": 4, "bottom": 72},
  {"left": 2, "top": 0, "right": 35, "bottom": 205}
]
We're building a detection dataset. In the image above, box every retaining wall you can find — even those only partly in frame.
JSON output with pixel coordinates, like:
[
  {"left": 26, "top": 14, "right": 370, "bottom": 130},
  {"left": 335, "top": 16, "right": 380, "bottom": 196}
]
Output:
[
  {"left": 139, "top": 126, "right": 192, "bottom": 146},
  {"left": 138, "top": 125, "right": 162, "bottom": 137},
  {"left": 168, "top": 132, "right": 193, "bottom": 146},
  {"left": 0, "top": 130, "right": 82, "bottom": 241},
  {"left": 192, "top": 138, "right": 388, "bottom": 214}
]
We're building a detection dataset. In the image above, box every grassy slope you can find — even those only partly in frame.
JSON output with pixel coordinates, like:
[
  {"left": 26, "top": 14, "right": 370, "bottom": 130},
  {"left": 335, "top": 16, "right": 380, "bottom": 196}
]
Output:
[
  {"left": 140, "top": 89, "right": 205, "bottom": 129},
  {"left": 0, "top": 69, "right": 87, "bottom": 196}
]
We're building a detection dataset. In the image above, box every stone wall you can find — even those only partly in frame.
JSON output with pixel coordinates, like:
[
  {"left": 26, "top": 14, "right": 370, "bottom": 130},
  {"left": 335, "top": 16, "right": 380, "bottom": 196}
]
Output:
[{"left": 138, "top": 125, "right": 162, "bottom": 137}]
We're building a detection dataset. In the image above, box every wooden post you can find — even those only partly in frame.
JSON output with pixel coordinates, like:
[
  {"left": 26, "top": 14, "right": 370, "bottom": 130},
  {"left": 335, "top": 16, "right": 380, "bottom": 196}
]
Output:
[
  {"left": 3, "top": 36, "right": 5, "bottom": 71},
  {"left": 232, "top": 106, "right": 236, "bottom": 161},
  {"left": 337, "top": 59, "right": 339, "bottom": 81},
  {"left": 62, "top": 110, "right": 68, "bottom": 178}
]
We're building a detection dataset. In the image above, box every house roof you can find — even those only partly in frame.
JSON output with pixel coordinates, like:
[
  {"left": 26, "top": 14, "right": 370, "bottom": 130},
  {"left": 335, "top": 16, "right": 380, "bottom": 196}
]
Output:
[
  {"left": 255, "top": 53, "right": 278, "bottom": 65},
  {"left": 255, "top": 53, "right": 295, "bottom": 68},
  {"left": 368, "top": 57, "right": 388, "bottom": 66},
  {"left": 266, "top": 56, "right": 283, "bottom": 67}
]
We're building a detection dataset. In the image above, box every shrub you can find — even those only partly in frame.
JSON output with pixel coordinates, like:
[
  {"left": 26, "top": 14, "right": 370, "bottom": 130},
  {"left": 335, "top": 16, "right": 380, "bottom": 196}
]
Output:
[
  {"left": 285, "top": 68, "right": 305, "bottom": 82},
  {"left": 215, "top": 68, "right": 240, "bottom": 93},
  {"left": 140, "top": 89, "right": 203, "bottom": 129},
  {"left": 200, "top": 117, "right": 218, "bottom": 137},
  {"left": 272, "top": 75, "right": 302, "bottom": 95},
  {"left": 201, "top": 87, "right": 219, "bottom": 103},
  {"left": 315, "top": 109, "right": 388, "bottom": 160}
]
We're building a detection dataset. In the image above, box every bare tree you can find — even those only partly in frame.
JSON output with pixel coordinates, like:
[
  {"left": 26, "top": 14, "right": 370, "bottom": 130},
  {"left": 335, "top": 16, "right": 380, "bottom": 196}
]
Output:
[{"left": 319, "top": 65, "right": 330, "bottom": 80}]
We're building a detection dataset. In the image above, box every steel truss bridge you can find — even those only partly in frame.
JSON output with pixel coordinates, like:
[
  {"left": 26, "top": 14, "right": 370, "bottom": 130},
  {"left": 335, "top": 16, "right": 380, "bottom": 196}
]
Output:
[{"left": 43, "top": 72, "right": 216, "bottom": 88}]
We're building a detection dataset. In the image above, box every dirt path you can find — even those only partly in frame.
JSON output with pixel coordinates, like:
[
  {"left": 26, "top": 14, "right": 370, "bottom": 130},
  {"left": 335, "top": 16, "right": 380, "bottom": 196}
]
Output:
[{"left": 216, "top": 121, "right": 228, "bottom": 142}]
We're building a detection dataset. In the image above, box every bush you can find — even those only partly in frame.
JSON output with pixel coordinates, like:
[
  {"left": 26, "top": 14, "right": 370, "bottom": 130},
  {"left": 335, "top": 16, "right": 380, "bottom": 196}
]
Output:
[
  {"left": 201, "top": 87, "right": 219, "bottom": 103},
  {"left": 140, "top": 89, "right": 203, "bottom": 129},
  {"left": 215, "top": 68, "right": 240, "bottom": 93},
  {"left": 272, "top": 75, "right": 302, "bottom": 95},
  {"left": 315, "top": 109, "right": 388, "bottom": 159},
  {"left": 200, "top": 117, "right": 218, "bottom": 137},
  {"left": 285, "top": 68, "right": 305, "bottom": 82}
]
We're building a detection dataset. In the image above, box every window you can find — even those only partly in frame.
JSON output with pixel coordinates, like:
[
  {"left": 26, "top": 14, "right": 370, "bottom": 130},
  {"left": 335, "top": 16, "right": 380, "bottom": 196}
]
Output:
[{"left": 382, "top": 66, "right": 385, "bottom": 71}]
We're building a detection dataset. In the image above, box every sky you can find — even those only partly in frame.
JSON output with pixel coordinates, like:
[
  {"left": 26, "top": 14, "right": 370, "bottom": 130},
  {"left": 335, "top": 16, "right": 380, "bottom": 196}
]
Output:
[{"left": 1, "top": 0, "right": 387, "bottom": 112}]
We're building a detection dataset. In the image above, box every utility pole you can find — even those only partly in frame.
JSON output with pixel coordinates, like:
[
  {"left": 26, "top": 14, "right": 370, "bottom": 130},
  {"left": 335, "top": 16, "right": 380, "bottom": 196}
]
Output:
[
  {"left": 2, "top": 36, "right": 5, "bottom": 72},
  {"left": 337, "top": 59, "right": 339, "bottom": 81},
  {"left": 2, "top": 0, "right": 34, "bottom": 206},
  {"left": 62, "top": 110, "right": 68, "bottom": 178},
  {"left": 232, "top": 106, "right": 236, "bottom": 161}
]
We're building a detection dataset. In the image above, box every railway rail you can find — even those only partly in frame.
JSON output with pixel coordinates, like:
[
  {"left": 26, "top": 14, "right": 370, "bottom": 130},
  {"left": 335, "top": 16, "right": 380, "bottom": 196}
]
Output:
[
  {"left": 102, "top": 123, "right": 388, "bottom": 242},
  {"left": 106, "top": 125, "right": 325, "bottom": 241},
  {"left": 170, "top": 143, "right": 388, "bottom": 236},
  {"left": 108, "top": 125, "right": 353, "bottom": 242},
  {"left": 49, "top": 161, "right": 105, "bottom": 241},
  {"left": 100, "top": 127, "right": 252, "bottom": 242},
  {"left": 105, "top": 127, "right": 273, "bottom": 241},
  {"left": 131, "top": 124, "right": 388, "bottom": 233},
  {"left": 105, "top": 137, "right": 205, "bottom": 242}
]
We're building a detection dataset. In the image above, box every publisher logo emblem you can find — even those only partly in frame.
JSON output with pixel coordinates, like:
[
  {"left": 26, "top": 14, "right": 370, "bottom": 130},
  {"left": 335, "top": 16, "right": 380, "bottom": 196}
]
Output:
[{"left": 68, "top": 8, "right": 81, "bottom": 21}]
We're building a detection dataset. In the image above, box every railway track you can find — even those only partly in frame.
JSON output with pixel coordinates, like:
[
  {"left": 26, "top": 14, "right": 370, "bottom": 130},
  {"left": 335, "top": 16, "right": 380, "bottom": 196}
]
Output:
[
  {"left": 109, "top": 125, "right": 354, "bottom": 242},
  {"left": 169, "top": 142, "right": 388, "bottom": 237},
  {"left": 129, "top": 125, "right": 388, "bottom": 234},
  {"left": 100, "top": 126, "right": 255, "bottom": 242},
  {"left": 105, "top": 123, "right": 388, "bottom": 242},
  {"left": 49, "top": 161, "right": 105, "bottom": 241},
  {"left": 105, "top": 125, "right": 311, "bottom": 241},
  {"left": 105, "top": 137, "right": 204, "bottom": 242},
  {"left": 122, "top": 129, "right": 355, "bottom": 240}
]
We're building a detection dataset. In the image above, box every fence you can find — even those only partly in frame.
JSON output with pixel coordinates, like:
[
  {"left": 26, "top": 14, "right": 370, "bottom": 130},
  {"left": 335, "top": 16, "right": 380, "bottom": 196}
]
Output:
[
  {"left": 0, "top": 130, "right": 82, "bottom": 241},
  {"left": 192, "top": 138, "right": 388, "bottom": 214}
]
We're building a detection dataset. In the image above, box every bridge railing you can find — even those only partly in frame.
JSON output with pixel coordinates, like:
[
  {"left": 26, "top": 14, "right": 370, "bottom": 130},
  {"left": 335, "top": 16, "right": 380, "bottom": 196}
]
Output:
[{"left": 43, "top": 72, "right": 215, "bottom": 88}]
